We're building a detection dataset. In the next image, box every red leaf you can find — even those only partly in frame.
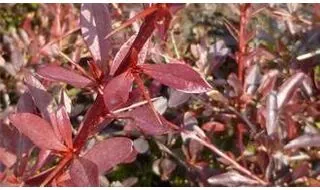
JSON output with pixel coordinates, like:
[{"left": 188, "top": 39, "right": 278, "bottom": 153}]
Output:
[
  {"left": 56, "top": 106, "right": 73, "bottom": 149},
  {"left": 9, "top": 113, "right": 67, "bottom": 152},
  {"left": 37, "top": 65, "right": 92, "bottom": 88},
  {"left": 103, "top": 71, "right": 134, "bottom": 111},
  {"left": 140, "top": 63, "right": 211, "bottom": 93},
  {"left": 73, "top": 94, "right": 108, "bottom": 149},
  {"left": 83, "top": 137, "right": 133, "bottom": 174},
  {"left": 70, "top": 157, "right": 99, "bottom": 187},
  {"left": 118, "top": 105, "right": 173, "bottom": 136},
  {"left": 80, "top": 4, "right": 112, "bottom": 70}
]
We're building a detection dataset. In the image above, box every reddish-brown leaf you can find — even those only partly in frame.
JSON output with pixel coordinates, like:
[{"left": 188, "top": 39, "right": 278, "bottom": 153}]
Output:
[
  {"left": 56, "top": 106, "right": 73, "bottom": 149},
  {"left": 83, "top": 137, "right": 133, "bottom": 174},
  {"left": 70, "top": 157, "right": 99, "bottom": 187},
  {"left": 277, "top": 72, "right": 305, "bottom": 109},
  {"left": 103, "top": 71, "right": 134, "bottom": 111},
  {"left": 37, "top": 65, "right": 92, "bottom": 88},
  {"left": 140, "top": 63, "right": 212, "bottom": 93},
  {"left": 80, "top": 4, "right": 112, "bottom": 70},
  {"left": 9, "top": 113, "right": 67, "bottom": 152},
  {"left": 118, "top": 105, "right": 173, "bottom": 136}
]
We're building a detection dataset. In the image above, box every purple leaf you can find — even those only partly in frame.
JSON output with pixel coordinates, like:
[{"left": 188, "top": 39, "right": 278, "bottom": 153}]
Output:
[
  {"left": 257, "top": 69, "right": 279, "bottom": 97},
  {"left": 168, "top": 88, "right": 191, "bottom": 108},
  {"left": 277, "top": 72, "right": 305, "bottom": 109},
  {"left": 227, "top": 73, "right": 243, "bottom": 97},
  {"left": 83, "top": 137, "right": 134, "bottom": 174},
  {"left": 37, "top": 65, "right": 92, "bottom": 88},
  {"left": 17, "top": 92, "right": 36, "bottom": 114},
  {"left": 70, "top": 157, "right": 99, "bottom": 187},
  {"left": 207, "top": 171, "right": 258, "bottom": 186},
  {"left": 24, "top": 72, "right": 55, "bottom": 122},
  {"left": 103, "top": 71, "right": 134, "bottom": 111},
  {"left": 284, "top": 134, "right": 320, "bottom": 149},
  {"left": 9, "top": 113, "right": 67, "bottom": 152},
  {"left": 81, "top": 4, "right": 112, "bottom": 70},
  {"left": 244, "top": 64, "right": 261, "bottom": 95},
  {"left": 140, "top": 63, "right": 212, "bottom": 93},
  {"left": 118, "top": 105, "right": 173, "bottom": 136}
]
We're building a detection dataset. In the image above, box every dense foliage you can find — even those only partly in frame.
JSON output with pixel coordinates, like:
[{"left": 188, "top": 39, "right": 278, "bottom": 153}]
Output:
[{"left": 0, "top": 3, "right": 319, "bottom": 187}]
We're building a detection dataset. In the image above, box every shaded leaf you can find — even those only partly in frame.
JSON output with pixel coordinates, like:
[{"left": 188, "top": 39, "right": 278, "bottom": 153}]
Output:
[
  {"left": 140, "top": 63, "right": 211, "bottom": 93},
  {"left": 37, "top": 65, "right": 92, "bottom": 88},
  {"left": 202, "top": 121, "right": 225, "bottom": 133},
  {"left": 56, "top": 106, "right": 73, "bottom": 149},
  {"left": 152, "top": 96, "right": 168, "bottom": 115},
  {"left": 277, "top": 72, "right": 305, "bottom": 109},
  {"left": 9, "top": 113, "right": 67, "bottom": 151},
  {"left": 257, "top": 69, "right": 279, "bottom": 97},
  {"left": 103, "top": 71, "right": 134, "bottom": 111},
  {"left": 227, "top": 73, "right": 243, "bottom": 97},
  {"left": 70, "top": 157, "right": 99, "bottom": 187},
  {"left": 244, "top": 64, "right": 261, "bottom": 95},
  {"left": 84, "top": 137, "right": 133, "bottom": 174},
  {"left": 284, "top": 134, "right": 320, "bottom": 149},
  {"left": 160, "top": 158, "right": 176, "bottom": 180},
  {"left": 118, "top": 105, "right": 173, "bottom": 136},
  {"left": 80, "top": 4, "right": 112, "bottom": 69},
  {"left": 207, "top": 171, "right": 258, "bottom": 186},
  {"left": 133, "top": 138, "right": 149, "bottom": 154},
  {"left": 24, "top": 72, "right": 55, "bottom": 121},
  {"left": 16, "top": 92, "right": 36, "bottom": 114},
  {"left": 60, "top": 90, "right": 72, "bottom": 113},
  {"left": 168, "top": 88, "right": 191, "bottom": 108}
]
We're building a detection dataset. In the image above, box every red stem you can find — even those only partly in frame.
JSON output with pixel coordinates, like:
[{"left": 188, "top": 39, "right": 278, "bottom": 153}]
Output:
[{"left": 238, "top": 4, "right": 250, "bottom": 84}]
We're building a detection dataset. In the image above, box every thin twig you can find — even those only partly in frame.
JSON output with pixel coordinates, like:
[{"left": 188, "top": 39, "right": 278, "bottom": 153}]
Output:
[
  {"left": 58, "top": 51, "right": 95, "bottom": 82},
  {"left": 113, "top": 97, "right": 161, "bottom": 114},
  {"left": 186, "top": 133, "right": 268, "bottom": 186},
  {"left": 171, "top": 32, "right": 180, "bottom": 59}
]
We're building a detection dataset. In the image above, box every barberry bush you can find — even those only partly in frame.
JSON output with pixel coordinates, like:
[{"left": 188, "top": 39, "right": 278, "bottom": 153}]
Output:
[{"left": 0, "top": 3, "right": 319, "bottom": 187}]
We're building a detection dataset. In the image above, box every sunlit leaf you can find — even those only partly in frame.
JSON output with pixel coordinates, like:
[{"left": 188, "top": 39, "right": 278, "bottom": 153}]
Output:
[
  {"left": 9, "top": 113, "right": 67, "bottom": 152},
  {"left": 37, "top": 65, "right": 92, "bottom": 88}
]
